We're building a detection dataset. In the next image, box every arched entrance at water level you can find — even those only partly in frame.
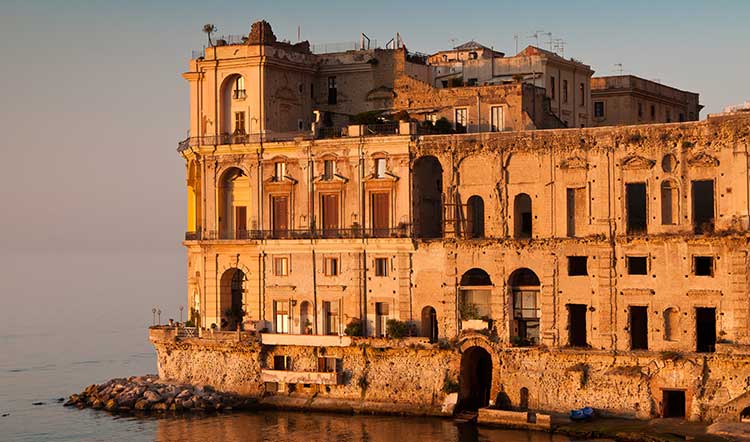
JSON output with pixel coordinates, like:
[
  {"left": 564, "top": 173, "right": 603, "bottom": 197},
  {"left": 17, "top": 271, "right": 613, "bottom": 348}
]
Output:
[{"left": 458, "top": 346, "right": 492, "bottom": 412}]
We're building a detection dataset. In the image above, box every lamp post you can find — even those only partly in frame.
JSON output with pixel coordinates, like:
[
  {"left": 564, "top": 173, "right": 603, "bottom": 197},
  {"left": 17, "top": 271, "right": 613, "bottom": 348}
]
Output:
[
  {"left": 157, "top": 309, "right": 162, "bottom": 325},
  {"left": 179, "top": 305, "right": 184, "bottom": 323},
  {"left": 152, "top": 308, "right": 156, "bottom": 326}
]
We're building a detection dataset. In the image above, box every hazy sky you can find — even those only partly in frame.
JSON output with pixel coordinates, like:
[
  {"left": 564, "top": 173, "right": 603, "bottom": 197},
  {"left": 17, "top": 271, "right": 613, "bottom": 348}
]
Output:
[{"left": 1, "top": 0, "right": 748, "bottom": 252}]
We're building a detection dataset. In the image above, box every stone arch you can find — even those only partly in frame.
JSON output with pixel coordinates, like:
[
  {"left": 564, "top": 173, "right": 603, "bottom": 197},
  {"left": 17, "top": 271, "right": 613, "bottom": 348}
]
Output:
[
  {"left": 458, "top": 346, "right": 493, "bottom": 412},
  {"left": 218, "top": 167, "right": 251, "bottom": 239},
  {"left": 513, "top": 193, "right": 532, "bottom": 239},
  {"left": 220, "top": 73, "right": 247, "bottom": 134},
  {"left": 219, "top": 267, "right": 246, "bottom": 330},
  {"left": 663, "top": 307, "right": 680, "bottom": 341},
  {"left": 412, "top": 155, "right": 443, "bottom": 238},
  {"left": 421, "top": 305, "right": 438, "bottom": 342},
  {"left": 466, "top": 195, "right": 485, "bottom": 238},
  {"left": 508, "top": 268, "right": 541, "bottom": 346}
]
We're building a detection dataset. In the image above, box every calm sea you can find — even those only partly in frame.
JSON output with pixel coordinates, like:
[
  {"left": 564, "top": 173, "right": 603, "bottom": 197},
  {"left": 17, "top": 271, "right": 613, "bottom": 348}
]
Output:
[{"left": 0, "top": 251, "right": 571, "bottom": 442}]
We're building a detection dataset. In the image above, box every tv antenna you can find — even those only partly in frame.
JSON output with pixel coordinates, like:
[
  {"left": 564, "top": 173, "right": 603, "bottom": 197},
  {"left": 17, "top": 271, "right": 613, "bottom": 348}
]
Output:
[
  {"left": 614, "top": 63, "right": 624, "bottom": 75},
  {"left": 528, "top": 30, "right": 546, "bottom": 47},
  {"left": 514, "top": 33, "right": 519, "bottom": 54},
  {"left": 552, "top": 38, "right": 566, "bottom": 57}
]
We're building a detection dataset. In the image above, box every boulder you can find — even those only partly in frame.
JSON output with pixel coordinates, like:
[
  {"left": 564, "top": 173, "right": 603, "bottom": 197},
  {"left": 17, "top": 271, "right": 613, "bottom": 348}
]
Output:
[
  {"left": 176, "top": 390, "right": 192, "bottom": 399},
  {"left": 181, "top": 399, "right": 194, "bottom": 409},
  {"left": 143, "top": 390, "right": 161, "bottom": 403},
  {"left": 64, "top": 394, "right": 80, "bottom": 407},
  {"left": 105, "top": 399, "right": 117, "bottom": 411},
  {"left": 134, "top": 399, "right": 150, "bottom": 411},
  {"left": 91, "top": 400, "right": 103, "bottom": 410},
  {"left": 152, "top": 402, "right": 167, "bottom": 412}
]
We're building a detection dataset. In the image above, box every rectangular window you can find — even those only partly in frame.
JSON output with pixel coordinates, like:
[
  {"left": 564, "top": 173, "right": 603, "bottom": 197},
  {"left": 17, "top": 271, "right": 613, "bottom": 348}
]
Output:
[
  {"left": 661, "top": 181, "right": 678, "bottom": 225},
  {"left": 455, "top": 108, "right": 467, "bottom": 133},
  {"left": 327, "top": 76, "right": 337, "bottom": 104},
  {"left": 323, "top": 159, "right": 335, "bottom": 180},
  {"left": 234, "top": 111, "right": 246, "bottom": 134},
  {"left": 271, "top": 196, "right": 289, "bottom": 236},
  {"left": 317, "top": 357, "right": 338, "bottom": 373},
  {"left": 651, "top": 104, "right": 656, "bottom": 120},
  {"left": 323, "top": 301, "right": 340, "bottom": 335},
  {"left": 274, "top": 162, "right": 286, "bottom": 181},
  {"left": 274, "top": 257, "right": 288, "bottom": 276},
  {"left": 567, "top": 256, "right": 588, "bottom": 276},
  {"left": 273, "top": 301, "right": 289, "bottom": 334},
  {"left": 375, "top": 158, "right": 386, "bottom": 178},
  {"left": 693, "top": 256, "right": 714, "bottom": 277},
  {"left": 626, "top": 183, "right": 647, "bottom": 234},
  {"left": 370, "top": 192, "right": 389, "bottom": 237},
  {"left": 273, "top": 355, "right": 291, "bottom": 370},
  {"left": 490, "top": 106, "right": 504, "bottom": 132},
  {"left": 696, "top": 307, "right": 716, "bottom": 353},
  {"left": 692, "top": 180, "right": 715, "bottom": 234},
  {"left": 579, "top": 83, "right": 585, "bottom": 106},
  {"left": 629, "top": 306, "right": 649, "bottom": 350},
  {"left": 234, "top": 206, "right": 247, "bottom": 238},
  {"left": 666, "top": 109, "right": 672, "bottom": 123},
  {"left": 374, "top": 257, "right": 389, "bottom": 277},
  {"left": 320, "top": 193, "right": 339, "bottom": 236},
  {"left": 512, "top": 289, "right": 540, "bottom": 344},
  {"left": 638, "top": 102, "right": 643, "bottom": 118},
  {"left": 594, "top": 101, "right": 605, "bottom": 118},
  {"left": 567, "top": 304, "right": 587, "bottom": 347},
  {"left": 566, "top": 187, "right": 586, "bottom": 237},
  {"left": 375, "top": 302, "right": 389, "bottom": 337},
  {"left": 550, "top": 76, "right": 556, "bottom": 99},
  {"left": 627, "top": 256, "right": 648, "bottom": 275},
  {"left": 324, "top": 257, "right": 339, "bottom": 276},
  {"left": 562, "top": 79, "right": 569, "bottom": 103}
]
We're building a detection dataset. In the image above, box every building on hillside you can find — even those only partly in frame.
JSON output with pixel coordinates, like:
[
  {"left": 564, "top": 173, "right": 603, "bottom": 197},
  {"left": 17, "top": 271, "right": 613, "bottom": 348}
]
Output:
[
  {"left": 590, "top": 75, "right": 702, "bottom": 126},
  {"left": 171, "top": 20, "right": 750, "bottom": 421}
]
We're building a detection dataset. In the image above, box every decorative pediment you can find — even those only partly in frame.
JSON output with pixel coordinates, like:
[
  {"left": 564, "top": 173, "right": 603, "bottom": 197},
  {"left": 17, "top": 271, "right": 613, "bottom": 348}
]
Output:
[
  {"left": 264, "top": 176, "right": 298, "bottom": 188},
  {"left": 314, "top": 173, "right": 349, "bottom": 185},
  {"left": 559, "top": 155, "right": 589, "bottom": 170},
  {"left": 687, "top": 152, "right": 720, "bottom": 167},
  {"left": 620, "top": 155, "right": 656, "bottom": 170}
]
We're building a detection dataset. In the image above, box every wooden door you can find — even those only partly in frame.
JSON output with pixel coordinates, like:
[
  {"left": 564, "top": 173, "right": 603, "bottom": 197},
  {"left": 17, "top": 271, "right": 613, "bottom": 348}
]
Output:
[
  {"left": 371, "top": 192, "right": 389, "bottom": 237},
  {"left": 235, "top": 206, "right": 247, "bottom": 239},
  {"left": 321, "top": 193, "right": 339, "bottom": 237},
  {"left": 272, "top": 196, "right": 289, "bottom": 237}
]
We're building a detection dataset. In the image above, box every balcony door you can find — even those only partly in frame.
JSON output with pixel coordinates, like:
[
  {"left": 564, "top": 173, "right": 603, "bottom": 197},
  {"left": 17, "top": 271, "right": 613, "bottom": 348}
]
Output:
[
  {"left": 370, "top": 192, "right": 389, "bottom": 237},
  {"left": 274, "top": 300, "right": 290, "bottom": 334},
  {"left": 272, "top": 196, "right": 289, "bottom": 238},
  {"left": 235, "top": 206, "right": 247, "bottom": 239},
  {"left": 321, "top": 193, "right": 339, "bottom": 237}
]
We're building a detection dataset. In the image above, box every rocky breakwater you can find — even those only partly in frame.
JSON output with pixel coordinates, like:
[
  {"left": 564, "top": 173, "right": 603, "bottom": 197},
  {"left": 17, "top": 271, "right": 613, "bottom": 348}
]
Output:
[{"left": 64, "top": 375, "right": 256, "bottom": 414}]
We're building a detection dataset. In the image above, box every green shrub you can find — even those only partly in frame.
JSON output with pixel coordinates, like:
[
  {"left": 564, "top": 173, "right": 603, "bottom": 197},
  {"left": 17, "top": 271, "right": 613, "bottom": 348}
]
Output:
[
  {"left": 442, "top": 372, "right": 459, "bottom": 394},
  {"left": 344, "top": 319, "right": 363, "bottom": 337},
  {"left": 458, "top": 300, "right": 480, "bottom": 320},
  {"left": 386, "top": 319, "right": 411, "bottom": 338}
]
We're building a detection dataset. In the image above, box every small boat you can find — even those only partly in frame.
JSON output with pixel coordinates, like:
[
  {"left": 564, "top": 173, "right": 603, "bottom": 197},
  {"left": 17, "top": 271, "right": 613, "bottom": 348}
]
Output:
[{"left": 569, "top": 407, "right": 595, "bottom": 421}]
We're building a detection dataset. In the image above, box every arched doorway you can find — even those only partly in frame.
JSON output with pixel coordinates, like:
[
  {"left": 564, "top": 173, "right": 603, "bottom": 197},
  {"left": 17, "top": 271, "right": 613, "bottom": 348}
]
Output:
[
  {"left": 509, "top": 268, "right": 540, "bottom": 346},
  {"left": 458, "top": 346, "right": 493, "bottom": 411},
  {"left": 421, "top": 306, "right": 438, "bottom": 342},
  {"left": 466, "top": 195, "right": 484, "bottom": 238},
  {"left": 412, "top": 156, "right": 443, "bottom": 238},
  {"left": 519, "top": 387, "right": 529, "bottom": 410},
  {"left": 219, "top": 268, "right": 245, "bottom": 330}
]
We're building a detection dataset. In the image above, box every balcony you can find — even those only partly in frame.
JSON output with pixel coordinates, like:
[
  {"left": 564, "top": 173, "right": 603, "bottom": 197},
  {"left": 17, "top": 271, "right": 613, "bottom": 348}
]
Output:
[
  {"left": 184, "top": 225, "right": 411, "bottom": 241},
  {"left": 261, "top": 333, "right": 352, "bottom": 347},
  {"left": 260, "top": 369, "right": 342, "bottom": 385}
]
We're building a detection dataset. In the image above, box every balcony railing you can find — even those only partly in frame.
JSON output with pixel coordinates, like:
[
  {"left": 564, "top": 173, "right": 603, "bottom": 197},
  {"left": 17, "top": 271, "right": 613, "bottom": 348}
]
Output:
[
  {"left": 364, "top": 122, "right": 399, "bottom": 136},
  {"left": 185, "top": 225, "right": 411, "bottom": 241},
  {"left": 177, "top": 131, "right": 314, "bottom": 151}
]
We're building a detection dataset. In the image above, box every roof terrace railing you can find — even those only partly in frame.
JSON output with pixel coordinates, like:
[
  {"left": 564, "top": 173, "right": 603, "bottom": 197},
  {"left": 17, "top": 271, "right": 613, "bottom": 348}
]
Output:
[
  {"left": 311, "top": 40, "right": 379, "bottom": 54},
  {"left": 185, "top": 225, "right": 411, "bottom": 241}
]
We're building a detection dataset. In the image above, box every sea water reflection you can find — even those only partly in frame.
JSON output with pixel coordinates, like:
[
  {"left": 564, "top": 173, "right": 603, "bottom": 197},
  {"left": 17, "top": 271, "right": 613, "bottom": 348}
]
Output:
[{"left": 154, "top": 411, "right": 573, "bottom": 442}]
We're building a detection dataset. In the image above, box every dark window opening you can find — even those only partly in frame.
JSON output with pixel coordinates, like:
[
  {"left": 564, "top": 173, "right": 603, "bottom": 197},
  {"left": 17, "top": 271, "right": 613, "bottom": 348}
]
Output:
[
  {"left": 514, "top": 193, "right": 532, "bottom": 239},
  {"left": 579, "top": 83, "right": 585, "bottom": 105},
  {"left": 317, "top": 357, "right": 339, "bottom": 373},
  {"left": 412, "top": 156, "right": 443, "bottom": 239},
  {"left": 375, "top": 257, "right": 389, "bottom": 277},
  {"left": 563, "top": 79, "right": 569, "bottom": 103},
  {"left": 630, "top": 306, "right": 649, "bottom": 350},
  {"left": 567, "top": 257, "right": 588, "bottom": 276},
  {"left": 692, "top": 180, "right": 715, "bottom": 234},
  {"left": 696, "top": 307, "right": 716, "bottom": 353},
  {"left": 567, "top": 304, "right": 588, "bottom": 347},
  {"left": 693, "top": 256, "right": 714, "bottom": 277},
  {"left": 273, "top": 355, "right": 291, "bottom": 370},
  {"left": 626, "top": 183, "right": 647, "bottom": 234},
  {"left": 651, "top": 104, "right": 656, "bottom": 120},
  {"left": 550, "top": 76, "right": 556, "bottom": 99},
  {"left": 519, "top": 387, "right": 529, "bottom": 411},
  {"left": 466, "top": 195, "right": 485, "bottom": 238},
  {"left": 662, "top": 390, "right": 686, "bottom": 418},
  {"left": 638, "top": 102, "right": 643, "bottom": 118},
  {"left": 327, "top": 76, "right": 337, "bottom": 104},
  {"left": 627, "top": 256, "right": 648, "bottom": 275},
  {"left": 566, "top": 187, "right": 586, "bottom": 237},
  {"left": 594, "top": 101, "right": 605, "bottom": 118}
]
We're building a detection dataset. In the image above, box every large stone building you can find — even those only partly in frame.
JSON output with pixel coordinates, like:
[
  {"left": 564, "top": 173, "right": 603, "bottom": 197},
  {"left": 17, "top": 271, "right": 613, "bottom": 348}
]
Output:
[
  {"left": 591, "top": 75, "right": 703, "bottom": 127},
  {"left": 169, "top": 20, "right": 750, "bottom": 422}
]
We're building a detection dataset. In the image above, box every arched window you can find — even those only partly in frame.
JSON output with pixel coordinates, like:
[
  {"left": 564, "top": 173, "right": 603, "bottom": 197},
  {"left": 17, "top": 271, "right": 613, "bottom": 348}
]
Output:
[
  {"left": 412, "top": 156, "right": 443, "bottom": 238},
  {"left": 219, "top": 268, "right": 245, "bottom": 330},
  {"left": 459, "top": 269, "right": 492, "bottom": 320},
  {"left": 661, "top": 180, "right": 678, "bottom": 225},
  {"left": 218, "top": 167, "right": 250, "bottom": 239},
  {"left": 466, "top": 195, "right": 484, "bottom": 238},
  {"left": 514, "top": 193, "right": 532, "bottom": 239},
  {"left": 509, "top": 268, "right": 540, "bottom": 346},
  {"left": 233, "top": 76, "right": 246, "bottom": 99},
  {"left": 421, "top": 306, "right": 438, "bottom": 342},
  {"left": 221, "top": 74, "right": 247, "bottom": 135},
  {"left": 663, "top": 307, "right": 679, "bottom": 341}
]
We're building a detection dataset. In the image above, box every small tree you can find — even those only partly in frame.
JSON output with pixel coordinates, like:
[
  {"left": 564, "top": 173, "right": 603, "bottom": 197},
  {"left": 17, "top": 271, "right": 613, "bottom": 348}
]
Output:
[
  {"left": 202, "top": 24, "right": 217, "bottom": 47},
  {"left": 344, "top": 319, "right": 363, "bottom": 337},
  {"left": 434, "top": 117, "right": 454, "bottom": 134},
  {"left": 386, "top": 319, "right": 412, "bottom": 338}
]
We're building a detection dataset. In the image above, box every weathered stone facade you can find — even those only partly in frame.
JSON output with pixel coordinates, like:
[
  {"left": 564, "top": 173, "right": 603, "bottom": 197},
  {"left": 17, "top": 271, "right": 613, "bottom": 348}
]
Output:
[{"left": 171, "top": 20, "right": 750, "bottom": 423}]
